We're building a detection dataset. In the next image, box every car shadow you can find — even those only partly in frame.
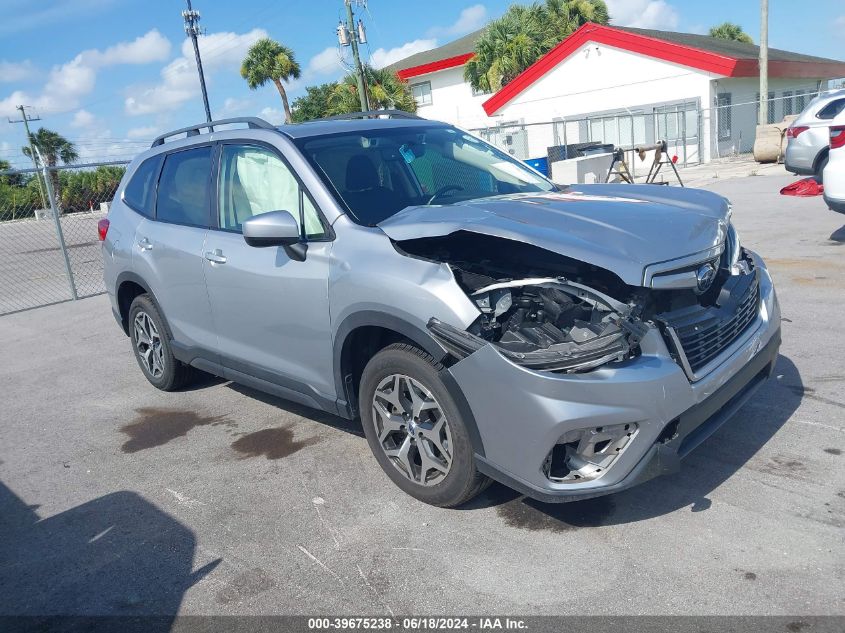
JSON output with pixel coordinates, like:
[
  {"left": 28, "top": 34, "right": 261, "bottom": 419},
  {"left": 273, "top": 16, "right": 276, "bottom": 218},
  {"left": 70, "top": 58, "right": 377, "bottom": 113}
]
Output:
[
  {"left": 464, "top": 354, "right": 804, "bottom": 528},
  {"left": 830, "top": 225, "right": 845, "bottom": 243},
  {"left": 0, "top": 481, "right": 220, "bottom": 629}
]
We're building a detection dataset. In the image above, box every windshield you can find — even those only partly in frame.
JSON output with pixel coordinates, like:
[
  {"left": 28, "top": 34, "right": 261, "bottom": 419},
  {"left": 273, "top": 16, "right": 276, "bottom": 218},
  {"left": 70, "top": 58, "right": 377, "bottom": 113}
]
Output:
[{"left": 294, "top": 125, "right": 555, "bottom": 225}]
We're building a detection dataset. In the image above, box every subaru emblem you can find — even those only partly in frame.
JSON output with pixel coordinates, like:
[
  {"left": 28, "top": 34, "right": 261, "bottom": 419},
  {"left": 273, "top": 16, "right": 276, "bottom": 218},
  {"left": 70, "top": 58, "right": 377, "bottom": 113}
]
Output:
[{"left": 695, "top": 263, "right": 717, "bottom": 293}]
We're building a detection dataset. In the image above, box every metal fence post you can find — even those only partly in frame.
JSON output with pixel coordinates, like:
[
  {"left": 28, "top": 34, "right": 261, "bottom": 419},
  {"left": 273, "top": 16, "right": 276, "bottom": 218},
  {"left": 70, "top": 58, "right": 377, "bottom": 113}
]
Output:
[{"left": 42, "top": 163, "right": 78, "bottom": 301}]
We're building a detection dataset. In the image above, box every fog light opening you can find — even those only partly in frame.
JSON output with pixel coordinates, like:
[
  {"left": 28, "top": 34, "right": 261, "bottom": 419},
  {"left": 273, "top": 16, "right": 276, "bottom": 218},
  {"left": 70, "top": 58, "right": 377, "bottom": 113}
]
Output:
[{"left": 543, "top": 422, "right": 638, "bottom": 483}]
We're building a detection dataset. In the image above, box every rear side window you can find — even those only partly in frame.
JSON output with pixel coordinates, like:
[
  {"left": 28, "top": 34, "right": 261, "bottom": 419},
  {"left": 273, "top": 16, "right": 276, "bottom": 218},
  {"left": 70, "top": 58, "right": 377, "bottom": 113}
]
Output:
[
  {"left": 817, "top": 99, "right": 845, "bottom": 120},
  {"left": 156, "top": 146, "right": 213, "bottom": 227},
  {"left": 123, "top": 155, "right": 161, "bottom": 217}
]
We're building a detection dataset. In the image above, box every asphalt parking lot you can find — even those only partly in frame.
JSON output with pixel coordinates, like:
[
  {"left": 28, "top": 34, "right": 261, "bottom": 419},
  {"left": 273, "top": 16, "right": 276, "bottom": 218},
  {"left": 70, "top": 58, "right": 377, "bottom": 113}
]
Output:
[{"left": 0, "top": 172, "right": 843, "bottom": 617}]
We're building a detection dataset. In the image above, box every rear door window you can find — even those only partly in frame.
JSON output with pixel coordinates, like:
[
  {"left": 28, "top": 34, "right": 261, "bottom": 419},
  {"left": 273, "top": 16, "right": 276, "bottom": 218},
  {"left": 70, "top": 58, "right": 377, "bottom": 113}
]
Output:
[
  {"left": 817, "top": 99, "right": 845, "bottom": 120},
  {"left": 123, "top": 155, "right": 161, "bottom": 217},
  {"left": 156, "top": 146, "right": 213, "bottom": 227}
]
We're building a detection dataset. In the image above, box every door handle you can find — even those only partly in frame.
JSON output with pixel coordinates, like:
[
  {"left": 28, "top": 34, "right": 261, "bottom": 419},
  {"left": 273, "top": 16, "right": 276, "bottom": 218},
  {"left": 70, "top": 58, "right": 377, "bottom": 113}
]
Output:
[
  {"left": 204, "top": 249, "right": 227, "bottom": 264},
  {"left": 138, "top": 237, "right": 153, "bottom": 251}
]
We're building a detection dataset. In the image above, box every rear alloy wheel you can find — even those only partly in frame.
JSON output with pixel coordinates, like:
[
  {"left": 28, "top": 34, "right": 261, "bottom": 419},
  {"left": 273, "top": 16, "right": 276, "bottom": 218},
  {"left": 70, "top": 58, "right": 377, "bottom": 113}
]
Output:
[
  {"left": 128, "top": 294, "right": 194, "bottom": 391},
  {"left": 360, "top": 343, "right": 489, "bottom": 507}
]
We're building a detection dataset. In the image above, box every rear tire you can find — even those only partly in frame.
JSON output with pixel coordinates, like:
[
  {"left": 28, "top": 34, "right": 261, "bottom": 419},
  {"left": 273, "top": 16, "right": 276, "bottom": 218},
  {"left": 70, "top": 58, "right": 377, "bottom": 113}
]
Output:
[
  {"left": 128, "top": 294, "right": 194, "bottom": 391},
  {"left": 359, "top": 343, "right": 490, "bottom": 507}
]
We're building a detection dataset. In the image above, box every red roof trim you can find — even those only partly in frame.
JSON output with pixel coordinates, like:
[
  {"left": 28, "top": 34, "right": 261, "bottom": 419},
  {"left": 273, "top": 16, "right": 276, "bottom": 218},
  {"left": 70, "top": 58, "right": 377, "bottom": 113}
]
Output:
[
  {"left": 482, "top": 23, "right": 845, "bottom": 115},
  {"left": 482, "top": 23, "right": 740, "bottom": 115},
  {"left": 397, "top": 53, "right": 475, "bottom": 80}
]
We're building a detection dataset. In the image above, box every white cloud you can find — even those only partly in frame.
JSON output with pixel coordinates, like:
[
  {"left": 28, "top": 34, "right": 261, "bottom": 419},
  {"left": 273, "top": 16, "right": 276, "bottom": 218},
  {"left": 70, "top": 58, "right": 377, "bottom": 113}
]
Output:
[
  {"left": 80, "top": 29, "right": 171, "bottom": 67},
  {"left": 218, "top": 97, "right": 251, "bottom": 117},
  {"left": 125, "top": 28, "right": 267, "bottom": 116},
  {"left": 70, "top": 109, "right": 96, "bottom": 128},
  {"left": 370, "top": 39, "right": 439, "bottom": 69},
  {"left": 606, "top": 0, "right": 680, "bottom": 30},
  {"left": 126, "top": 125, "right": 159, "bottom": 139},
  {"left": 0, "top": 30, "right": 172, "bottom": 117},
  {"left": 429, "top": 4, "right": 488, "bottom": 37},
  {"left": 259, "top": 107, "right": 284, "bottom": 125},
  {"left": 0, "top": 60, "right": 37, "bottom": 83},
  {"left": 306, "top": 47, "right": 345, "bottom": 78}
]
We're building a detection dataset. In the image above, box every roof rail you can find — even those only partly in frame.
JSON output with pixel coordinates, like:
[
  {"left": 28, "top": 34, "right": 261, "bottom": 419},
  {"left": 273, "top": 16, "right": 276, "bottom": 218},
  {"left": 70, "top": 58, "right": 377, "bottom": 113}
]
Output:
[
  {"left": 318, "top": 110, "right": 422, "bottom": 121},
  {"left": 151, "top": 117, "right": 275, "bottom": 148}
]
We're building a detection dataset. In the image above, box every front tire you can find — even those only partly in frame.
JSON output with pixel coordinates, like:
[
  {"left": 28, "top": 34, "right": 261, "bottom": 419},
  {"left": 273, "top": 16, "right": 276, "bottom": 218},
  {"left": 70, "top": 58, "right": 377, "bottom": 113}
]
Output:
[
  {"left": 359, "top": 343, "right": 489, "bottom": 507},
  {"left": 128, "top": 294, "right": 194, "bottom": 391}
]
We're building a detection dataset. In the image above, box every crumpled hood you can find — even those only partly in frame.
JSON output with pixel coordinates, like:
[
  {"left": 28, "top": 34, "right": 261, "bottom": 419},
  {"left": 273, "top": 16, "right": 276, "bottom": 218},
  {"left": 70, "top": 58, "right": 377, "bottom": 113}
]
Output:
[{"left": 378, "top": 183, "right": 730, "bottom": 286}]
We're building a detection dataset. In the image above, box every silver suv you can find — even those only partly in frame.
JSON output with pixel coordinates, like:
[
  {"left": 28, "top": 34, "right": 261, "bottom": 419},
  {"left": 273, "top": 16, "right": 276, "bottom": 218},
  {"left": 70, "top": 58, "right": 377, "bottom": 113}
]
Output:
[
  {"left": 100, "top": 114, "right": 781, "bottom": 507},
  {"left": 785, "top": 89, "right": 845, "bottom": 179}
]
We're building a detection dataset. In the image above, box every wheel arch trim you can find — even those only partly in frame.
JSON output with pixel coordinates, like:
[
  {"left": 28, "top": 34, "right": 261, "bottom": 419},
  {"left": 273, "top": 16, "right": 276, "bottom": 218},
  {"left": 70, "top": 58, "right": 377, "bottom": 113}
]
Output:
[{"left": 332, "top": 310, "right": 485, "bottom": 456}]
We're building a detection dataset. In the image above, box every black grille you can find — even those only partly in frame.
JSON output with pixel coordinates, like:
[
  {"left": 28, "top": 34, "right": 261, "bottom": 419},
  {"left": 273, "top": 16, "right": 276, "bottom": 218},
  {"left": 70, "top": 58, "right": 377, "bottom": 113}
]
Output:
[{"left": 662, "top": 271, "right": 761, "bottom": 375}]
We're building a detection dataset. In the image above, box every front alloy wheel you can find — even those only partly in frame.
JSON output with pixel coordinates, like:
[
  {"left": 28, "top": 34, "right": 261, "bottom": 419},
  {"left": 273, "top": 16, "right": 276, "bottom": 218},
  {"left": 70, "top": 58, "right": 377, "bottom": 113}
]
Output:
[
  {"left": 359, "top": 343, "right": 490, "bottom": 507},
  {"left": 372, "top": 374, "right": 453, "bottom": 486}
]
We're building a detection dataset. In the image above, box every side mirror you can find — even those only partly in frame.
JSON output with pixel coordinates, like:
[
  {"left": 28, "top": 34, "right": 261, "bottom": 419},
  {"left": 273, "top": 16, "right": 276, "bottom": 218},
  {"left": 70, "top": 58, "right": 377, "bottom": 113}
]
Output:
[{"left": 242, "top": 210, "right": 307, "bottom": 261}]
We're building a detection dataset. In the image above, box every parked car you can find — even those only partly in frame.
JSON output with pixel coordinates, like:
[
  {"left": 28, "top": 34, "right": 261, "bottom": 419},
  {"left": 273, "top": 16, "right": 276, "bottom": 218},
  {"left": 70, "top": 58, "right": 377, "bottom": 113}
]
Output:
[
  {"left": 784, "top": 89, "right": 845, "bottom": 179},
  {"left": 99, "top": 114, "right": 781, "bottom": 507},
  {"left": 823, "top": 124, "right": 845, "bottom": 214}
]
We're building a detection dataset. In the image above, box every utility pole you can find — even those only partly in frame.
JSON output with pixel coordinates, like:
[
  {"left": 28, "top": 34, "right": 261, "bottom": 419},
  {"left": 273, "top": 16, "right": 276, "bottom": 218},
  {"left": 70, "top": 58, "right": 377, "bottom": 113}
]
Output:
[
  {"left": 8, "top": 105, "right": 47, "bottom": 209},
  {"left": 183, "top": 0, "right": 212, "bottom": 123},
  {"left": 758, "top": 0, "right": 769, "bottom": 125},
  {"left": 339, "top": 0, "right": 369, "bottom": 112}
]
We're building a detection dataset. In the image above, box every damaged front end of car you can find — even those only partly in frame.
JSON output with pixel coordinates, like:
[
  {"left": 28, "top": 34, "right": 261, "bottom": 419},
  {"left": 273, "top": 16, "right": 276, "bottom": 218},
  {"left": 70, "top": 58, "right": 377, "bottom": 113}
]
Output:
[
  {"left": 428, "top": 278, "right": 648, "bottom": 373},
  {"left": 393, "top": 230, "right": 650, "bottom": 375}
]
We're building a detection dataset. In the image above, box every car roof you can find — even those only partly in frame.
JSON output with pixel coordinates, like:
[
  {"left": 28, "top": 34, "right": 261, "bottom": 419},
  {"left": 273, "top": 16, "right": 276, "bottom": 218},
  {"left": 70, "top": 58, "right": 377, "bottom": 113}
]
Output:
[{"left": 276, "top": 117, "right": 449, "bottom": 140}]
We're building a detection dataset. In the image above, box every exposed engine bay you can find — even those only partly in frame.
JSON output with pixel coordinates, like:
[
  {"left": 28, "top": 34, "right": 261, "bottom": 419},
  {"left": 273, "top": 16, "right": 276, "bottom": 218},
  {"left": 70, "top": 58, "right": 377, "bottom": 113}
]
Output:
[
  {"left": 396, "top": 231, "right": 650, "bottom": 372},
  {"left": 396, "top": 229, "right": 758, "bottom": 375}
]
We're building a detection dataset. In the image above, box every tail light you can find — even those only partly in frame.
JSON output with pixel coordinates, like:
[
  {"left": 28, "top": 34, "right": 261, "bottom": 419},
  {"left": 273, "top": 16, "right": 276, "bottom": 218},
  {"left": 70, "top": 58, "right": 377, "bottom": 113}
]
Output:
[
  {"left": 97, "top": 218, "right": 110, "bottom": 241},
  {"left": 830, "top": 126, "right": 845, "bottom": 150},
  {"left": 786, "top": 126, "right": 809, "bottom": 139}
]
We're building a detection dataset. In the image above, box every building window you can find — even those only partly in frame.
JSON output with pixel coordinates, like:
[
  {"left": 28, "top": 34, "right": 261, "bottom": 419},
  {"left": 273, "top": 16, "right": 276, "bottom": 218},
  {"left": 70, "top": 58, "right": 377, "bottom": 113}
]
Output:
[
  {"left": 654, "top": 102, "right": 698, "bottom": 143},
  {"left": 756, "top": 92, "right": 776, "bottom": 124},
  {"left": 782, "top": 91, "right": 794, "bottom": 116},
  {"left": 716, "top": 93, "right": 732, "bottom": 140},
  {"left": 411, "top": 82, "right": 432, "bottom": 106},
  {"left": 795, "top": 90, "right": 808, "bottom": 113}
]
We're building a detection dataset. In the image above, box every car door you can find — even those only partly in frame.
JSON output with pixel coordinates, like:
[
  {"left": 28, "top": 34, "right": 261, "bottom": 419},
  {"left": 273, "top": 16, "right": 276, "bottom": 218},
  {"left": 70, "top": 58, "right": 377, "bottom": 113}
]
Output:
[
  {"left": 133, "top": 145, "right": 217, "bottom": 356},
  {"left": 203, "top": 141, "right": 335, "bottom": 402}
]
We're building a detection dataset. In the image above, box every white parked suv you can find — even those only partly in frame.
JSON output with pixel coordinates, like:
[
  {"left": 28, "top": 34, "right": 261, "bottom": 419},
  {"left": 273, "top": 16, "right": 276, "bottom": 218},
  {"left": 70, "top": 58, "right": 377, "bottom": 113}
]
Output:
[
  {"left": 785, "top": 89, "right": 845, "bottom": 180},
  {"left": 823, "top": 124, "right": 845, "bottom": 214}
]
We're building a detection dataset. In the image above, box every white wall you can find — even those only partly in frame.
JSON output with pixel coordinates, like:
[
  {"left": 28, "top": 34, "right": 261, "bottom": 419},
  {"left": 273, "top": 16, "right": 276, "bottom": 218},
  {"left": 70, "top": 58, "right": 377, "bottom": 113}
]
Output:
[
  {"left": 708, "top": 77, "right": 824, "bottom": 157},
  {"left": 410, "top": 66, "right": 494, "bottom": 129}
]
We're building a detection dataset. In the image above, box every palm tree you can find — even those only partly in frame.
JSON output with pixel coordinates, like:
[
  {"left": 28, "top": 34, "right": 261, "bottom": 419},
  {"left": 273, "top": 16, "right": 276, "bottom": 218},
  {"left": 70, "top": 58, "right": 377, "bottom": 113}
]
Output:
[
  {"left": 22, "top": 128, "right": 78, "bottom": 209},
  {"left": 465, "top": 0, "right": 610, "bottom": 93},
  {"left": 708, "top": 22, "right": 754, "bottom": 44},
  {"left": 327, "top": 65, "right": 417, "bottom": 116},
  {"left": 240, "top": 38, "right": 301, "bottom": 124}
]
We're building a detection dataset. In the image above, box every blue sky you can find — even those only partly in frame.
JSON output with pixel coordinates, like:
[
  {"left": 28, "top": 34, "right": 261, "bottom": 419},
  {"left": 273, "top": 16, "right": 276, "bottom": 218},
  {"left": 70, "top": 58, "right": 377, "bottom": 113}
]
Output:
[{"left": 1, "top": 0, "right": 843, "bottom": 167}]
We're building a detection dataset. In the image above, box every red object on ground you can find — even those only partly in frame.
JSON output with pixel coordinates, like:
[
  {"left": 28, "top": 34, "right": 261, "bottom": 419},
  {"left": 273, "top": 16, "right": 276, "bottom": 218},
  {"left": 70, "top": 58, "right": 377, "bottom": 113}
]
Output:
[{"left": 780, "top": 178, "right": 824, "bottom": 197}]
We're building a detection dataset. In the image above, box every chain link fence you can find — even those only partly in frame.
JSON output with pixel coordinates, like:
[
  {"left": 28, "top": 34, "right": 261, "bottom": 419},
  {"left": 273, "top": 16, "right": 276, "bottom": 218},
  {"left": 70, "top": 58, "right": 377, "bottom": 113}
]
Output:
[
  {"left": 469, "top": 91, "right": 822, "bottom": 177},
  {"left": 0, "top": 160, "right": 128, "bottom": 316}
]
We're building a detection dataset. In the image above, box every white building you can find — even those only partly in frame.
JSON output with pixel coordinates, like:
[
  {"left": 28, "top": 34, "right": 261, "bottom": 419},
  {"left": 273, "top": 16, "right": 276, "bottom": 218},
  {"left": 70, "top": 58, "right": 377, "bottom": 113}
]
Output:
[{"left": 388, "top": 23, "right": 845, "bottom": 164}]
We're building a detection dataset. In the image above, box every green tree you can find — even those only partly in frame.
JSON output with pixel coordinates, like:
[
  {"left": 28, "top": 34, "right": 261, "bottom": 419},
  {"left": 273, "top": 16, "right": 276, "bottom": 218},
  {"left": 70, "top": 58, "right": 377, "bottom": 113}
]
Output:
[
  {"left": 21, "top": 127, "right": 78, "bottom": 208},
  {"left": 291, "top": 83, "right": 337, "bottom": 123},
  {"left": 465, "top": 0, "right": 610, "bottom": 92},
  {"left": 708, "top": 22, "right": 754, "bottom": 44},
  {"left": 327, "top": 65, "right": 417, "bottom": 118},
  {"left": 240, "top": 38, "right": 301, "bottom": 124}
]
